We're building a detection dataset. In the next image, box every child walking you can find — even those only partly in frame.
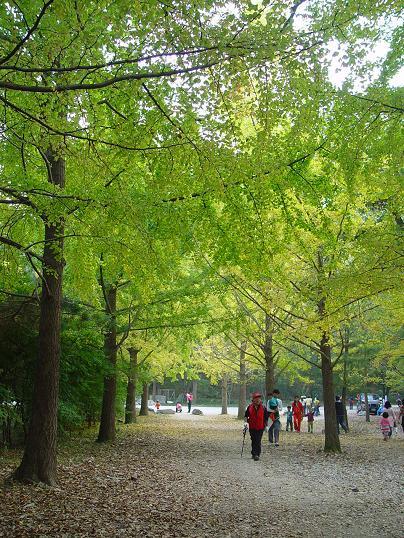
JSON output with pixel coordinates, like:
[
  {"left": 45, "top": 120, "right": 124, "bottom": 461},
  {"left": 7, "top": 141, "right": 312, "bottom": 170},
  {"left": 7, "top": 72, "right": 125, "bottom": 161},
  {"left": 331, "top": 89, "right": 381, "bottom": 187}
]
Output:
[
  {"left": 380, "top": 411, "right": 391, "bottom": 440},
  {"left": 306, "top": 409, "right": 315, "bottom": 433},
  {"left": 286, "top": 405, "right": 293, "bottom": 431}
]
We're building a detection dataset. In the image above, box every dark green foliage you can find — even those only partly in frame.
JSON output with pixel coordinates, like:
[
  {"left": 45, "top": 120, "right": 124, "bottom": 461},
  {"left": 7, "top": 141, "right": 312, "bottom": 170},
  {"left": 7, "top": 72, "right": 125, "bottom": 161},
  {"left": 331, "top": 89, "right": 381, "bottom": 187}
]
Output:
[
  {"left": 0, "top": 299, "right": 38, "bottom": 427},
  {"left": 0, "top": 297, "right": 115, "bottom": 437},
  {"left": 59, "top": 303, "right": 115, "bottom": 432}
]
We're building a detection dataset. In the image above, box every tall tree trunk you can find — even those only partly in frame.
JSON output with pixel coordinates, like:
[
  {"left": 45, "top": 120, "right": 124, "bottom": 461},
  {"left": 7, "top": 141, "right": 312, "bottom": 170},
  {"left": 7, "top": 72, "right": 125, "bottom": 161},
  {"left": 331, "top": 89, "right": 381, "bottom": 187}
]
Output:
[
  {"left": 221, "top": 375, "right": 228, "bottom": 415},
  {"left": 192, "top": 380, "right": 198, "bottom": 403},
  {"left": 321, "top": 332, "right": 341, "bottom": 453},
  {"left": 341, "top": 331, "right": 349, "bottom": 431},
  {"left": 125, "top": 348, "right": 139, "bottom": 424},
  {"left": 139, "top": 383, "right": 149, "bottom": 416},
  {"left": 14, "top": 151, "right": 65, "bottom": 485},
  {"left": 97, "top": 286, "right": 117, "bottom": 442},
  {"left": 152, "top": 381, "right": 157, "bottom": 401},
  {"left": 238, "top": 341, "right": 247, "bottom": 419},
  {"left": 263, "top": 314, "right": 275, "bottom": 396},
  {"left": 317, "top": 253, "right": 340, "bottom": 453},
  {"left": 364, "top": 390, "right": 370, "bottom": 422}
]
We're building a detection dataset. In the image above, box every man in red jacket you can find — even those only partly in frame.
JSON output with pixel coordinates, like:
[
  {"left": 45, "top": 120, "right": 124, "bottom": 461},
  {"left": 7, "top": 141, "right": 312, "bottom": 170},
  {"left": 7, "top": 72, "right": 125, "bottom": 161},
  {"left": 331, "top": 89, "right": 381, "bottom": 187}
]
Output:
[
  {"left": 244, "top": 391, "right": 269, "bottom": 461},
  {"left": 292, "top": 395, "right": 304, "bottom": 432}
]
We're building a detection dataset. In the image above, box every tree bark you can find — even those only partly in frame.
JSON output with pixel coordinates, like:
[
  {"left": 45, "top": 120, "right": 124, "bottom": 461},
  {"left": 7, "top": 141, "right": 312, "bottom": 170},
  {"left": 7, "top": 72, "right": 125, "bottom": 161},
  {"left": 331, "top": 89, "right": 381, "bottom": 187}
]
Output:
[
  {"left": 221, "top": 374, "right": 228, "bottom": 415},
  {"left": 317, "top": 252, "right": 341, "bottom": 453},
  {"left": 364, "top": 390, "right": 370, "bottom": 423},
  {"left": 97, "top": 286, "right": 117, "bottom": 442},
  {"left": 263, "top": 314, "right": 275, "bottom": 397},
  {"left": 341, "top": 332, "right": 349, "bottom": 431},
  {"left": 14, "top": 151, "right": 65, "bottom": 485},
  {"left": 192, "top": 380, "right": 198, "bottom": 403},
  {"left": 321, "top": 332, "right": 341, "bottom": 453},
  {"left": 125, "top": 347, "right": 139, "bottom": 424},
  {"left": 238, "top": 341, "right": 247, "bottom": 419},
  {"left": 152, "top": 381, "right": 157, "bottom": 401},
  {"left": 139, "top": 383, "right": 149, "bottom": 416}
]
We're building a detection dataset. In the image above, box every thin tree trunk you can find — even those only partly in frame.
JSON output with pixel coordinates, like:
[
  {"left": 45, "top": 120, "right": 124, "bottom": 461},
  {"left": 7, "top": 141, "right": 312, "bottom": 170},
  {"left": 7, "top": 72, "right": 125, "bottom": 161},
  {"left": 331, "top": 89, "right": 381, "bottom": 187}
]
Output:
[
  {"left": 152, "top": 381, "right": 157, "bottom": 401},
  {"left": 192, "top": 380, "right": 198, "bottom": 403},
  {"left": 221, "top": 375, "right": 228, "bottom": 415},
  {"left": 238, "top": 341, "right": 247, "bottom": 419},
  {"left": 341, "top": 328, "right": 349, "bottom": 431},
  {"left": 321, "top": 334, "right": 341, "bottom": 453},
  {"left": 14, "top": 151, "right": 65, "bottom": 485},
  {"left": 139, "top": 383, "right": 149, "bottom": 416},
  {"left": 364, "top": 390, "right": 370, "bottom": 422},
  {"left": 97, "top": 286, "right": 117, "bottom": 442},
  {"left": 263, "top": 314, "right": 275, "bottom": 396},
  {"left": 317, "top": 253, "right": 340, "bottom": 453},
  {"left": 125, "top": 348, "right": 139, "bottom": 424}
]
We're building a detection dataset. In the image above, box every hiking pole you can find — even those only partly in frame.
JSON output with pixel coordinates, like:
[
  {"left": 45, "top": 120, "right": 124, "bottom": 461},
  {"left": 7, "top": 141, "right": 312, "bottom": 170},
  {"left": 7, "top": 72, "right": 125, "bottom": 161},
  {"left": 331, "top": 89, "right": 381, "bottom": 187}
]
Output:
[{"left": 241, "top": 423, "right": 248, "bottom": 458}]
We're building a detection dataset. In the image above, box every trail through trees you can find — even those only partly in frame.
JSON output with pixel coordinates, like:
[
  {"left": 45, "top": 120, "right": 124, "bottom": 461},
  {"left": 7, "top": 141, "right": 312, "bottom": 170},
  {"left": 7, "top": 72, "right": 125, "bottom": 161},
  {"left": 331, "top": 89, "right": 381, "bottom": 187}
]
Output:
[{"left": 1, "top": 414, "right": 403, "bottom": 537}]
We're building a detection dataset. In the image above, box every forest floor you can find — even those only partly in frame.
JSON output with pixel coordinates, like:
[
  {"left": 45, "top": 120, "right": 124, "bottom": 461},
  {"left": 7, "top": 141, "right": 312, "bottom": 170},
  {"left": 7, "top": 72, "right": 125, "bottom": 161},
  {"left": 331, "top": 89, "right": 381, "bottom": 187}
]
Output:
[{"left": 0, "top": 412, "right": 403, "bottom": 537}]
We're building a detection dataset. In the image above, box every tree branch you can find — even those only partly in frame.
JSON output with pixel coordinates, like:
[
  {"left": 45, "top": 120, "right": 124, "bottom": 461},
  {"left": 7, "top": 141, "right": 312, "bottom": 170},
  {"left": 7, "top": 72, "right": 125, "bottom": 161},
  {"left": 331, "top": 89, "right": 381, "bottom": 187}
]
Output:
[
  {"left": 0, "top": 235, "right": 44, "bottom": 262},
  {"left": 0, "top": 0, "right": 55, "bottom": 66},
  {"left": 0, "top": 60, "right": 221, "bottom": 93}
]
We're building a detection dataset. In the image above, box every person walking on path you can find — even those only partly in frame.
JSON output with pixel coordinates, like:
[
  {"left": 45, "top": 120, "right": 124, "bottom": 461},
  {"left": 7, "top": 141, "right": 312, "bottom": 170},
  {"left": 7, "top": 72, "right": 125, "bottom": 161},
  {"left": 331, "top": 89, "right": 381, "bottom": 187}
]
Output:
[
  {"left": 285, "top": 405, "right": 293, "bottom": 431},
  {"left": 397, "top": 404, "right": 404, "bottom": 432},
  {"left": 186, "top": 392, "right": 193, "bottom": 413},
  {"left": 314, "top": 397, "right": 320, "bottom": 416},
  {"left": 380, "top": 412, "right": 392, "bottom": 440},
  {"left": 266, "top": 389, "right": 282, "bottom": 447},
  {"left": 245, "top": 391, "right": 269, "bottom": 461},
  {"left": 382, "top": 401, "right": 397, "bottom": 433},
  {"left": 306, "top": 409, "right": 315, "bottom": 433},
  {"left": 292, "top": 395, "right": 304, "bottom": 432},
  {"left": 335, "top": 395, "right": 348, "bottom": 433}
]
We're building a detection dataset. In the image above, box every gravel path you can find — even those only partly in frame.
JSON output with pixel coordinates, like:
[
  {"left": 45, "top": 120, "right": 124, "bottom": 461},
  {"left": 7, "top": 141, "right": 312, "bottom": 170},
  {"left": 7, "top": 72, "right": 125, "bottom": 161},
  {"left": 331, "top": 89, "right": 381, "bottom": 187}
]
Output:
[
  {"left": 0, "top": 412, "right": 402, "bottom": 537},
  {"left": 157, "top": 413, "right": 403, "bottom": 538}
]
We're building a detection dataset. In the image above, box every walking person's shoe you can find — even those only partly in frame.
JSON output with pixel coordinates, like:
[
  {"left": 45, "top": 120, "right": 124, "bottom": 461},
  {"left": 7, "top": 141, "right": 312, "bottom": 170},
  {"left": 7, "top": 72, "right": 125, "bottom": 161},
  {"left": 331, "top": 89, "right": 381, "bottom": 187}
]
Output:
[
  {"left": 253, "top": 455, "right": 259, "bottom": 461},
  {"left": 275, "top": 443, "right": 279, "bottom": 447}
]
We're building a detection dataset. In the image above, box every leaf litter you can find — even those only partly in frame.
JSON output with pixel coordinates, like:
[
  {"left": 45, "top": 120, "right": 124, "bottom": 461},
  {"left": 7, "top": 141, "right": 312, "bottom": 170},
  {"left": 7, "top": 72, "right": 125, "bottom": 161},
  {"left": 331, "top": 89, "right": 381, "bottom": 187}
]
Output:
[{"left": 0, "top": 413, "right": 402, "bottom": 537}]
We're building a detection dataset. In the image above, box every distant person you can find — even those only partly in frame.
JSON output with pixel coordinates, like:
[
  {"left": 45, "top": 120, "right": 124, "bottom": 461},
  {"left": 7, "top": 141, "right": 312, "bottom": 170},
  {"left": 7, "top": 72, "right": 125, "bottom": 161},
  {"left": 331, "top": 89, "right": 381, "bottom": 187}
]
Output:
[
  {"left": 335, "top": 396, "right": 348, "bottom": 433},
  {"left": 306, "top": 408, "right": 315, "bottom": 433},
  {"left": 314, "top": 397, "right": 320, "bottom": 416},
  {"left": 301, "top": 397, "right": 307, "bottom": 415},
  {"left": 382, "top": 401, "right": 396, "bottom": 432},
  {"left": 266, "top": 389, "right": 282, "bottom": 447},
  {"left": 245, "top": 391, "right": 269, "bottom": 461},
  {"left": 186, "top": 392, "right": 193, "bottom": 413},
  {"left": 398, "top": 404, "right": 404, "bottom": 433},
  {"left": 155, "top": 400, "right": 161, "bottom": 411},
  {"left": 349, "top": 397, "right": 354, "bottom": 410},
  {"left": 292, "top": 395, "right": 304, "bottom": 432},
  {"left": 175, "top": 402, "right": 182, "bottom": 413},
  {"left": 380, "top": 412, "right": 391, "bottom": 440},
  {"left": 285, "top": 405, "right": 293, "bottom": 431}
]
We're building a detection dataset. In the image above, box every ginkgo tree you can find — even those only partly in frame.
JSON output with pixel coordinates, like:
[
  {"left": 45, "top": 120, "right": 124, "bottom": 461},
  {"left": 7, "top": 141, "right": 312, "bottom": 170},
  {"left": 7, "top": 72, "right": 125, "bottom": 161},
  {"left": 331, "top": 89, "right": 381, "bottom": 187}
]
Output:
[{"left": 0, "top": 0, "right": 402, "bottom": 482}]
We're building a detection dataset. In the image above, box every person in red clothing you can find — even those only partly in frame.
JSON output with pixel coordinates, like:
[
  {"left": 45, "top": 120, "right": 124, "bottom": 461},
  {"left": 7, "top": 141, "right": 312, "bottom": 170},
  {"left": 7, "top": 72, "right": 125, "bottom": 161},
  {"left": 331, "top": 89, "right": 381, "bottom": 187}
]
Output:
[
  {"left": 244, "top": 391, "right": 269, "bottom": 461},
  {"left": 292, "top": 395, "right": 304, "bottom": 432}
]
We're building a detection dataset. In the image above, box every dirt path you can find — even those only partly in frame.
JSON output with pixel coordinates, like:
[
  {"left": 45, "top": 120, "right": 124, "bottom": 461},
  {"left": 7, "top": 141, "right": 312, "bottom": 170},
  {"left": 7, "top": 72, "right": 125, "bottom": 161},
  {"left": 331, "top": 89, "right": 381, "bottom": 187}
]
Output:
[{"left": 1, "top": 413, "right": 403, "bottom": 537}]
